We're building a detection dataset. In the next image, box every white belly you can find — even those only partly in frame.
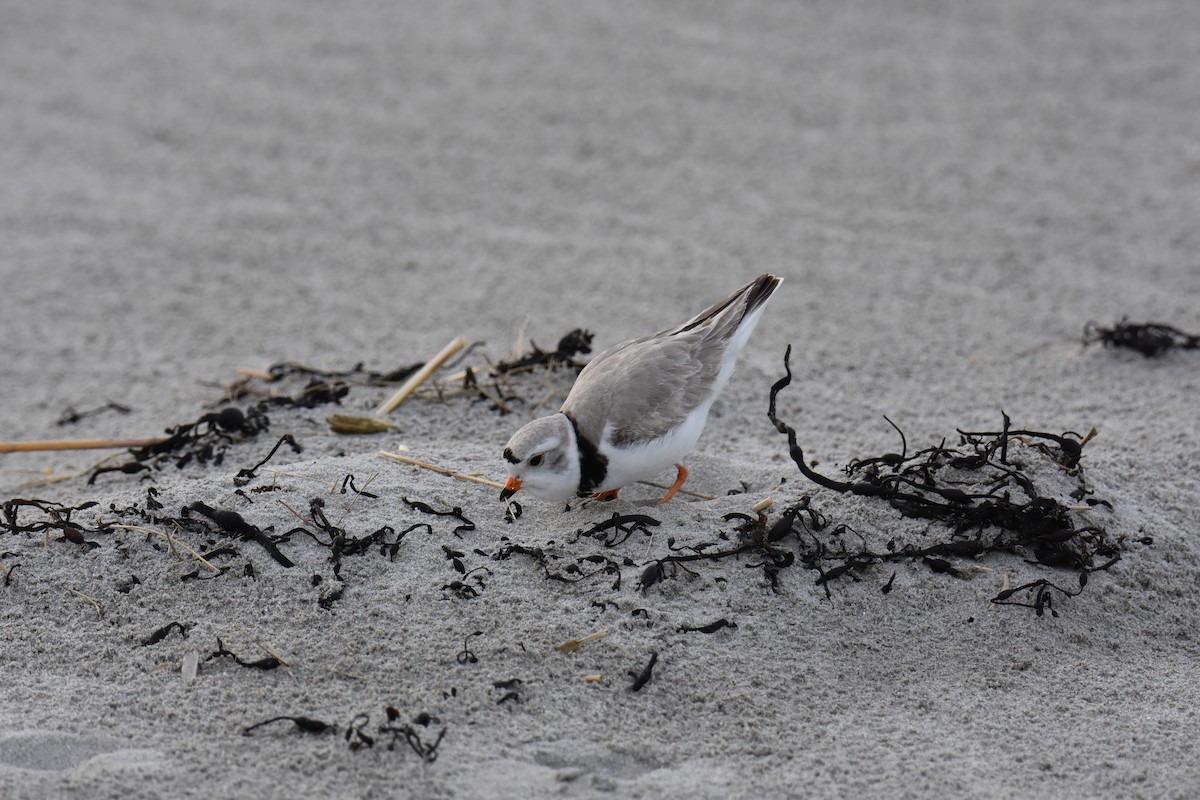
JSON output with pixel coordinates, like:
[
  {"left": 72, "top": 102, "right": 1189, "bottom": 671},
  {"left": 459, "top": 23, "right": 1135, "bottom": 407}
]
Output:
[{"left": 596, "top": 400, "right": 713, "bottom": 492}]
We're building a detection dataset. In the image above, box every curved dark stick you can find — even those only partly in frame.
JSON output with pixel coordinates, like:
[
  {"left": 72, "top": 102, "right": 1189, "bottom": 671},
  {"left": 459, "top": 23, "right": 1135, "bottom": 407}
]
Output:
[{"left": 767, "top": 346, "right": 859, "bottom": 494}]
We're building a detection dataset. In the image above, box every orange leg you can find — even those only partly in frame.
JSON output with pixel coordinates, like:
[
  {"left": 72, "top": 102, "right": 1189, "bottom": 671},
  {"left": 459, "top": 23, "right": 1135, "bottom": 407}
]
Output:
[
  {"left": 592, "top": 488, "right": 621, "bottom": 502},
  {"left": 658, "top": 464, "right": 688, "bottom": 505}
]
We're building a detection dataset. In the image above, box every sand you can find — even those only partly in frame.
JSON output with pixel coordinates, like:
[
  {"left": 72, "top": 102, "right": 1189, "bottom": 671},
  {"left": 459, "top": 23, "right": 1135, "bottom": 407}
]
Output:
[{"left": 2, "top": 1, "right": 1199, "bottom": 798}]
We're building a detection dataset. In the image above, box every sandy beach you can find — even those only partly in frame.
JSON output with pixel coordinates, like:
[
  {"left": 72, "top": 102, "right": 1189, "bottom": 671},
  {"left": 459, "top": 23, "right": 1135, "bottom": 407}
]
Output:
[{"left": 3, "top": 2, "right": 1199, "bottom": 797}]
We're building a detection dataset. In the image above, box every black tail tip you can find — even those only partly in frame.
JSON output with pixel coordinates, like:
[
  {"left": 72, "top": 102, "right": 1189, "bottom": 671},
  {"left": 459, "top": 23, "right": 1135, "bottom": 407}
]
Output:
[{"left": 748, "top": 273, "right": 782, "bottom": 304}]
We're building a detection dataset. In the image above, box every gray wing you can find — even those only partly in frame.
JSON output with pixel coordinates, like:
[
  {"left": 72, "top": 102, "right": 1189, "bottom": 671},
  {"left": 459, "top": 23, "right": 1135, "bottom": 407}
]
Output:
[
  {"left": 562, "top": 327, "right": 726, "bottom": 447},
  {"left": 560, "top": 276, "right": 779, "bottom": 447},
  {"left": 561, "top": 278, "right": 777, "bottom": 448}
]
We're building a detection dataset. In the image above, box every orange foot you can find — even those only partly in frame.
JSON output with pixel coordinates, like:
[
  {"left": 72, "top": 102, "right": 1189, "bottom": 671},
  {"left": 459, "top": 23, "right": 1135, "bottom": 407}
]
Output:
[
  {"left": 658, "top": 464, "right": 689, "bottom": 505},
  {"left": 592, "top": 488, "right": 621, "bottom": 502}
]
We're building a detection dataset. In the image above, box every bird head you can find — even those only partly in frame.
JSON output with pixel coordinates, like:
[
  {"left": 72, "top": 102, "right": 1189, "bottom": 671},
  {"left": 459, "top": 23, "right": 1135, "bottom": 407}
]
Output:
[{"left": 500, "top": 414, "right": 580, "bottom": 503}]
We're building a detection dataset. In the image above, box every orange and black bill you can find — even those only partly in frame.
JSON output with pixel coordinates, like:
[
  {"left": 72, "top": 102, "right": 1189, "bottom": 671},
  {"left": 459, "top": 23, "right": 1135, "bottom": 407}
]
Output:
[{"left": 500, "top": 476, "right": 522, "bottom": 501}]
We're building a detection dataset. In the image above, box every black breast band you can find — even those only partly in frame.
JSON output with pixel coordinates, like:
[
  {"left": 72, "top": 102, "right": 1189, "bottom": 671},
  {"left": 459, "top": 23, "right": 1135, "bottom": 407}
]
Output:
[{"left": 564, "top": 412, "right": 608, "bottom": 496}]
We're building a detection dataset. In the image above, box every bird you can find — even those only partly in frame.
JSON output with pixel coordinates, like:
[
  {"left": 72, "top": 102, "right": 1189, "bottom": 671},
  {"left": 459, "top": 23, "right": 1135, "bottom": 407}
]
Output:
[{"left": 500, "top": 273, "right": 782, "bottom": 505}]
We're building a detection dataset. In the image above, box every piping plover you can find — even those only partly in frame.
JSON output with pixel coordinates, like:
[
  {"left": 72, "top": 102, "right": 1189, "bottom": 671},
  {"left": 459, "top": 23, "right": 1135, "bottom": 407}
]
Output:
[{"left": 500, "top": 273, "right": 782, "bottom": 505}]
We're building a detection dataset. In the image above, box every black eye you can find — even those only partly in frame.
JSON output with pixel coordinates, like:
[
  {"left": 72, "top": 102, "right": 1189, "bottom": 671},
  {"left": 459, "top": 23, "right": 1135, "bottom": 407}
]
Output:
[{"left": 529, "top": 454, "right": 544, "bottom": 467}]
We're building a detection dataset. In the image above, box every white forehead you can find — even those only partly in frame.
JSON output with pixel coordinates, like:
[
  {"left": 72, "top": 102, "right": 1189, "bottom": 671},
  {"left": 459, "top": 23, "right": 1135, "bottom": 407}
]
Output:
[{"left": 505, "top": 414, "right": 569, "bottom": 457}]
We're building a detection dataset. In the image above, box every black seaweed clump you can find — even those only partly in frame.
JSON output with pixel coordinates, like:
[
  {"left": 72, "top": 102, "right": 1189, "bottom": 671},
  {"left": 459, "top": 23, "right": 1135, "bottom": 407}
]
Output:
[
  {"left": 241, "top": 705, "right": 448, "bottom": 762},
  {"left": 1084, "top": 318, "right": 1199, "bottom": 357},
  {"left": 89, "top": 406, "right": 272, "bottom": 482},
  {"left": 242, "top": 705, "right": 446, "bottom": 761},
  {"left": 56, "top": 402, "right": 131, "bottom": 426},
  {"left": 260, "top": 360, "right": 425, "bottom": 386},
  {"left": 2, "top": 499, "right": 105, "bottom": 559},
  {"left": 494, "top": 329, "right": 593, "bottom": 375},
  {"left": 87, "top": 366, "right": 360, "bottom": 482},
  {"left": 761, "top": 344, "right": 1136, "bottom": 615}
]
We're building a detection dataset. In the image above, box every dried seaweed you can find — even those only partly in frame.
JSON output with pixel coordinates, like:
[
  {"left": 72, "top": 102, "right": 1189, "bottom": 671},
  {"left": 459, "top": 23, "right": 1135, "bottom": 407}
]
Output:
[
  {"left": 628, "top": 651, "right": 658, "bottom": 692},
  {"left": 262, "top": 360, "right": 424, "bottom": 386},
  {"left": 492, "top": 539, "right": 632, "bottom": 591},
  {"left": 577, "top": 513, "right": 661, "bottom": 547},
  {"left": 184, "top": 502, "right": 295, "bottom": 569},
  {"left": 205, "top": 637, "right": 282, "bottom": 670},
  {"left": 90, "top": 371, "right": 349, "bottom": 482},
  {"left": 56, "top": 402, "right": 132, "bottom": 426},
  {"left": 140, "top": 621, "right": 192, "bottom": 646},
  {"left": 678, "top": 619, "right": 736, "bottom": 634},
  {"left": 401, "top": 497, "right": 475, "bottom": 535},
  {"left": 440, "top": 545, "right": 492, "bottom": 599},
  {"left": 242, "top": 716, "right": 336, "bottom": 736},
  {"left": 493, "top": 683, "right": 522, "bottom": 705},
  {"left": 494, "top": 329, "right": 594, "bottom": 375},
  {"left": 241, "top": 705, "right": 445, "bottom": 761},
  {"left": 378, "top": 717, "right": 446, "bottom": 762},
  {"left": 86, "top": 406, "right": 268, "bottom": 481},
  {"left": 1084, "top": 318, "right": 1200, "bottom": 357},
  {"left": 339, "top": 474, "right": 379, "bottom": 498},
  {"left": 2, "top": 498, "right": 109, "bottom": 552},
  {"left": 456, "top": 631, "right": 482, "bottom": 664},
  {"left": 763, "top": 345, "right": 1128, "bottom": 613},
  {"left": 233, "top": 434, "right": 302, "bottom": 487},
  {"left": 280, "top": 496, "right": 421, "bottom": 583}
]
